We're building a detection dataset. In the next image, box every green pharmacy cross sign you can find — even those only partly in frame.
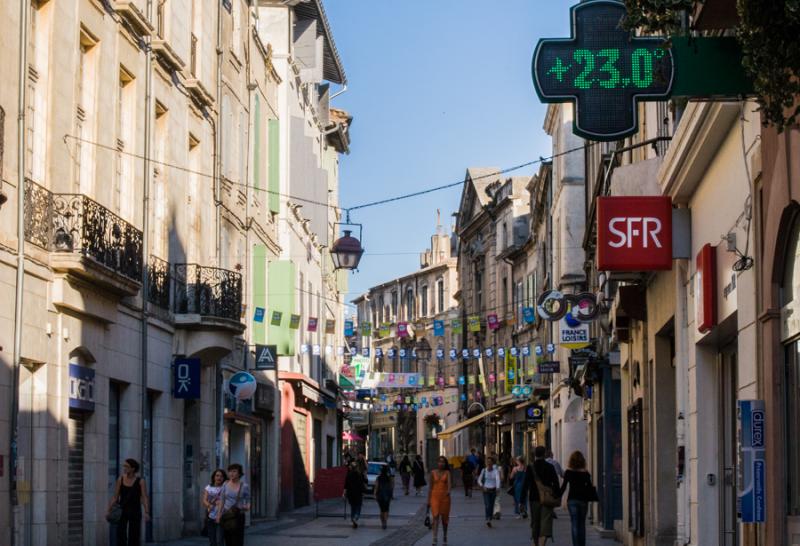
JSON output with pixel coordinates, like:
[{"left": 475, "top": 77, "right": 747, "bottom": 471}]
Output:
[{"left": 533, "top": 0, "right": 674, "bottom": 141}]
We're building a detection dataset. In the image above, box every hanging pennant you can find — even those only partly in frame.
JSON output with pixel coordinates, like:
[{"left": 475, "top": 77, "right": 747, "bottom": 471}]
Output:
[
  {"left": 487, "top": 313, "right": 500, "bottom": 330},
  {"left": 289, "top": 314, "right": 301, "bottom": 329},
  {"left": 337, "top": 346, "right": 345, "bottom": 356},
  {"left": 468, "top": 315, "right": 481, "bottom": 332},
  {"left": 350, "top": 346, "right": 358, "bottom": 356},
  {"left": 489, "top": 372, "right": 496, "bottom": 383},
  {"left": 325, "top": 319, "right": 336, "bottom": 334},
  {"left": 360, "top": 322, "right": 372, "bottom": 336},
  {"left": 522, "top": 345, "right": 531, "bottom": 357},
  {"left": 547, "top": 343, "right": 556, "bottom": 354},
  {"left": 449, "top": 349, "right": 457, "bottom": 361},
  {"left": 380, "top": 322, "right": 391, "bottom": 337},
  {"left": 301, "top": 344, "right": 310, "bottom": 354},
  {"left": 325, "top": 345, "right": 332, "bottom": 355},
  {"left": 436, "top": 348, "right": 445, "bottom": 360},
  {"left": 452, "top": 319, "right": 463, "bottom": 334},
  {"left": 523, "top": 307, "right": 536, "bottom": 324},
  {"left": 388, "top": 348, "right": 396, "bottom": 359},
  {"left": 362, "top": 347, "right": 370, "bottom": 357},
  {"left": 472, "top": 348, "right": 481, "bottom": 359},
  {"left": 486, "top": 347, "right": 494, "bottom": 358},
  {"left": 535, "top": 345, "right": 544, "bottom": 356},
  {"left": 399, "top": 348, "right": 407, "bottom": 358},
  {"left": 307, "top": 317, "right": 318, "bottom": 332},
  {"left": 458, "top": 376, "right": 465, "bottom": 385},
  {"left": 271, "top": 311, "right": 283, "bottom": 326},
  {"left": 505, "top": 313, "right": 516, "bottom": 327},
  {"left": 375, "top": 348, "right": 384, "bottom": 358},
  {"left": 461, "top": 349, "right": 470, "bottom": 359},
  {"left": 433, "top": 320, "right": 445, "bottom": 337},
  {"left": 312, "top": 345, "right": 321, "bottom": 356},
  {"left": 397, "top": 322, "right": 409, "bottom": 338},
  {"left": 510, "top": 347, "right": 518, "bottom": 357},
  {"left": 498, "top": 347, "right": 506, "bottom": 358},
  {"left": 344, "top": 320, "right": 354, "bottom": 337}
]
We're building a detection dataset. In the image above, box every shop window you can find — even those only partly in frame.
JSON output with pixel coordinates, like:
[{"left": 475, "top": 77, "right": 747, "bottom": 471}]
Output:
[{"left": 782, "top": 216, "right": 800, "bottom": 514}]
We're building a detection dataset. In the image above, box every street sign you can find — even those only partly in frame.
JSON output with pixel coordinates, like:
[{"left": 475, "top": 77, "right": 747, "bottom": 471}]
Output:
[
  {"left": 532, "top": 0, "right": 673, "bottom": 141},
  {"left": 538, "top": 361, "right": 561, "bottom": 374},
  {"left": 254, "top": 344, "right": 277, "bottom": 370},
  {"left": 738, "top": 400, "right": 766, "bottom": 523}
]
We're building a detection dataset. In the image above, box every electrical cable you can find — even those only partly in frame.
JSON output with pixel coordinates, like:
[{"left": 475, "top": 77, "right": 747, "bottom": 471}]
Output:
[{"left": 733, "top": 102, "right": 755, "bottom": 272}]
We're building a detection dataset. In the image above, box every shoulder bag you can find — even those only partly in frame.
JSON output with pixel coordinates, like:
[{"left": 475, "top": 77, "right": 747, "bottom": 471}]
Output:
[
  {"left": 106, "top": 502, "right": 122, "bottom": 524},
  {"left": 534, "top": 467, "right": 561, "bottom": 508},
  {"left": 220, "top": 484, "right": 242, "bottom": 532}
]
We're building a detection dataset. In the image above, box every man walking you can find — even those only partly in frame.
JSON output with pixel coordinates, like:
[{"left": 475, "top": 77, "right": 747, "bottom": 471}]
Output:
[{"left": 545, "top": 450, "right": 564, "bottom": 479}]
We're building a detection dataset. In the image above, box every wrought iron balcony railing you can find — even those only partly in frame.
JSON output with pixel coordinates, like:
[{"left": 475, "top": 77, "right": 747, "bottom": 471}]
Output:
[
  {"left": 24, "top": 179, "right": 143, "bottom": 283},
  {"left": 147, "top": 255, "right": 171, "bottom": 309},
  {"left": 173, "top": 263, "right": 242, "bottom": 322}
]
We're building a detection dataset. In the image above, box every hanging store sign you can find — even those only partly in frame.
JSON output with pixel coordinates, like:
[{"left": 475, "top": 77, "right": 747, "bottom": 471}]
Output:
[
  {"left": 537, "top": 290, "right": 598, "bottom": 322},
  {"left": 527, "top": 405, "right": 544, "bottom": 424},
  {"left": 597, "top": 196, "right": 672, "bottom": 271},
  {"left": 738, "top": 400, "right": 766, "bottom": 523},
  {"left": 532, "top": 0, "right": 674, "bottom": 141},
  {"left": 69, "top": 363, "right": 96, "bottom": 411},
  {"left": 254, "top": 344, "right": 277, "bottom": 370},
  {"left": 559, "top": 317, "right": 591, "bottom": 349},
  {"left": 696, "top": 243, "right": 717, "bottom": 334}
]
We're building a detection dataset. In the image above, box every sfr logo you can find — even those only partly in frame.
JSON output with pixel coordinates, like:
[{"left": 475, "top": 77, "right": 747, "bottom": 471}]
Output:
[{"left": 608, "top": 217, "right": 663, "bottom": 249}]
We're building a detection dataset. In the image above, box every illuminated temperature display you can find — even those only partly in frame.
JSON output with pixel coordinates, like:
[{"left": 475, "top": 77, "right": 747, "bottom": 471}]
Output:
[{"left": 532, "top": 0, "right": 674, "bottom": 141}]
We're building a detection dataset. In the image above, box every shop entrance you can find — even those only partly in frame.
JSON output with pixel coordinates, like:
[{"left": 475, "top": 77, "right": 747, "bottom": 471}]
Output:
[{"left": 719, "top": 344, "right": 738, "bottom": 546}]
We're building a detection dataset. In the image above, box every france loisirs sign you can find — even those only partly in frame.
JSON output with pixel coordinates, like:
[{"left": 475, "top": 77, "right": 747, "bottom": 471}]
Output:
[
  {"left": 532, "top": 0, "right": 674, "bottom": 141},
  {"left": 597, "top": 196, "right": 672, "bottom": 271}
]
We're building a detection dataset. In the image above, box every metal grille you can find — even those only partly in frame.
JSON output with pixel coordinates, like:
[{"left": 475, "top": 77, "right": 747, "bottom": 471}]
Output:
[
  {"left": 173, "top": 263, "right": 242, "bottom": 321},
  {"left": 67, "top": 411, "right": 84, "bottom": 546},
  {"left": 147, "top": 255, "right": 171, "bottom": 309}
]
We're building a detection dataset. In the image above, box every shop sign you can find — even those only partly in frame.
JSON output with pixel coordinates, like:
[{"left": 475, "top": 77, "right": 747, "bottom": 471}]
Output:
[
  {"left": 527, "top": 405, "right": 544, "bottom": 424},
  {"left": 696, "top": 243, "right": 717, "bottom": 333},
  {"left": 597, "top": 196, "right": 673, "bottom": 271},
  {"left": 538, "top": 361, "right": 561, "bottom": 374},
  {"left": 69, "top": 363, "right": 95, "bottom": 412},
  {"left": 254, "top": 345, "right": 277, "bottom": 370},
  {"left": 172, "top": 358, "right": 201, "bottom": 399},
  {"left": 738, "top": 400, "right": 766, "bottom": 523},
  {"left": 559, "top": 317, "right": 590, "bottom": 349}
]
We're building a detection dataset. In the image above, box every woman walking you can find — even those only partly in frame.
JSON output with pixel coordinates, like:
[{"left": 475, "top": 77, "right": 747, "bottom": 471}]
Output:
[
  {"left": 559, "top": 451, "right": 597, "bottom": 546},
  {"left": 107, "top": 458, "right": 149, "bottom": 546},
  {"left": 375, "top": 465, "right": 394, "bottom": 530},
  {"left": 525, "top": 446, "right": 561, "bottom": 546},
  {"left": 461, "top": 454, "right": 475, "bottom": 497},
  {"left": 510, "top": 456, "right": 528, "bottom": 518},
  {"left": 215, "top": 463, "right": 250, "bottom": 546},
  {"left": 412, "top": 455, "right": 427, "bottom": 496},
  {"left": 477, "top": 456, "right": 501, "bottom": 527},
  {"left": 202, "top": 469, "right": 227, "bottom": 546},
  {"left": 344, "top": 461, "right": 367, "bottom": 528},
  {"left": 427, "top": 456, "right": 452, "bottom": 545},
  {"left": 399, "top": 455, "right": 413, "bottom": 495}
]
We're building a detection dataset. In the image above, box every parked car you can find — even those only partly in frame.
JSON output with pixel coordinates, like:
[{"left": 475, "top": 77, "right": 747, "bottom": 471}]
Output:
[{"left": 365, "top": 461, "right": 387, "bottom": 495}]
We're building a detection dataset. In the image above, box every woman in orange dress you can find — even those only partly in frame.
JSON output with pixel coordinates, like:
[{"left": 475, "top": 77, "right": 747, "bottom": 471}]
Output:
[{"left": 427, "top": 455, "right": 452, "bottom": 546}]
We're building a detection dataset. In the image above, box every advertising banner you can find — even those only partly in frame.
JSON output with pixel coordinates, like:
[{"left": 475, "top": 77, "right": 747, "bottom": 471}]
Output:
[{"left": 738, "top": 399, "right": 766, "bottom": 523}]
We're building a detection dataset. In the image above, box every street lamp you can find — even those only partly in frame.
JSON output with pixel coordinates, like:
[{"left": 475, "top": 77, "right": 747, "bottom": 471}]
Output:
[{"left": 331, "top": 225, "right": 364, "bottom": 271}]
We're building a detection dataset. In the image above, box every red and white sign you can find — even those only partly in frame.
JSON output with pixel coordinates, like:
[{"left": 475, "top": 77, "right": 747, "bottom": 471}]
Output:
[
  {"left": 696, "top": 243, "right": 717, "bottom": 333},
  {"left": 597, "top": 196, "right": 672, "bottom": 271}
]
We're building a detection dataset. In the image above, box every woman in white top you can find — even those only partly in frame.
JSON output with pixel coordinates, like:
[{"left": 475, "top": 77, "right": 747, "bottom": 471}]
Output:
[
  {"left": 202, "top": 469, "right": 227, "bottom": 546},
  {"left": 478, "top": 456, "right": 502, "bottom": 527}
]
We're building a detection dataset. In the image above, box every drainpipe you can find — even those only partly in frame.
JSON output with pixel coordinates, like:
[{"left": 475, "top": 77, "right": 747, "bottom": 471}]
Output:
[
  {"left": 330, "top": 83, "right": 347, "bottom": 100},
  {"left": 214, "top": 0, "right": 224, "bottom": 470},
  {"left": 10, "top": 1, "right": 30, "bottom": 545},
  {"left": 674, "top": 257, "right": 691, "bottom": 544},
  {"left": 140, "top": 0, "right": 154, "bottom": 475}
]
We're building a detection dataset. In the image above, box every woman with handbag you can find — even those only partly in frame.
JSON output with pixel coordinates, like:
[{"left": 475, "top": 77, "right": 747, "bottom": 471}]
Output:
[
  {"left": 215, "top": 463, "right": 250, "bottom": 546},
  {"left": 477, "top": 456, "right": 501, "bottom": 528},
  {"left": 524, "top": 446, "right": 561, "bottom": 546},
  {"left": 202, "top": 469, "right": 227, "bottom": 545},
  {"left": 106, "top": 458, "right": 149, "bottom": 546},
  {"left": 427, "top": 456, "right": 452, "bottom": 545},
  {"left": 559, "top": 451, "right": 598, "bottom": 546}
]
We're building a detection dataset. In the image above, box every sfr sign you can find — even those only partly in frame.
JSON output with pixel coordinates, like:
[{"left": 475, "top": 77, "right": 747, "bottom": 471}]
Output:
[{"left": 597, "top": 196, "right": 672, "bottom": 271}]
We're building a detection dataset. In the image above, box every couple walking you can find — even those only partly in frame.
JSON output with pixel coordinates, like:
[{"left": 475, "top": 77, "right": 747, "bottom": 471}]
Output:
[
  {"left": 201, "top": 463, "right": 251, "bottom": 546},
  {"left": 343, "top": 459, "right": 395, "bottom": 530}
]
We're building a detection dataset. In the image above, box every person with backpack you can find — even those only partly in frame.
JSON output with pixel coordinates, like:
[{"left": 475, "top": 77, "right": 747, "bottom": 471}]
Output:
[
  {"left": 477, "top": 456, "right": 502, "bottom": 527},
  {"left": 524, "top": 446, "right": 561, "bottom": 546},
  {"left": 559, "top": 451, "right": 598, "bottom": 546}
]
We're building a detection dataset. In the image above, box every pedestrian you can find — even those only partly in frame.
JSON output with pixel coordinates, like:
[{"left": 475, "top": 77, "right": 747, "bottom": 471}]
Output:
[
  {"left": 107, "top": 458, "right": 149, "bottom": 546},
  {"left": 427, "top": 456, "right": 452, "bottom": 545},
  {"left": 525, "top": 446, "right": 561, "bottom": 546},
  {"left": 202, "top": 468, "right": 227, "bottom": 546},
  {"left": 357, "top": 452, "right": 368, "bottom": 476},
  {"left": 510, "top": 456, "right": 528, "bottom": 518},
  {"left": 344, "top": 461, "right": 367, "bottom": 528},
  {"left": 375, "top": 465, "right": 394, "bottom": 530},
  {"left": 413, "top": 454, "right": 427, "bottom": 496},
  {"left": 546, "top": 450, "right": 564, "bottom": 479},
  {"left": 461, "top": 453, "right": 475, "bottom": 497},
  {"left": 477, "top": 455, "right": 501, "bottom": 527},
  {"left": 559, "top": 451, "right": 598, "bottom": 546},
  {"left": 386, "top": 451, "right": 397, "bottom": 498},
  {"left": 215, "top": 463, "right": 250, "bottom": 546},
  {"left": 399, "top": 454, "right": 413, "bottom": 495}
]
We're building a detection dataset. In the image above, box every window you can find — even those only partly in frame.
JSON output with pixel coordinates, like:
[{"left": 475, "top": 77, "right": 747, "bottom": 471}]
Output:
[
  {"left": 502, "top": 221, "right": 508, "bottom": 249},
  {"left": 152, "top": 102, "right": 168, "bottom": 258},
  {"left": 391, "top": 291, "right": 398, "bottom": 319},
  {"left": 27, "top": 4, "right": 49, "bottom": 184},
  {"left": 474, "top": 264, "right": 483, "bottom": 312},
  {"left": 115, "top": 68, "right": 135, "bottom": 221},
  {"left": 405, "top": 288, "right": 415, "bottom": 321},
  {"left": 188, "top": 134, "right": 200, "bottom": 260},
  {"left": 421, "top": 286, "right": 428, "bottom": 317},
  {"left": 628, "top": 399, "right": 644, "bottom": 535},
  {"left": 379, "top": 296, "right": 385, "bottom": 324},
  {"left": 191, "top": 0, "right": 201, "bottom": 77},
  {"left": 502, "top": 276, "right": 508, "bottom": 315},
  {"left": 782, "top": 217, "right": 800, "bottom": 514},
  {"left": 156, "top": 0, "right": 167, "bottom": 39},
  {"left": 75, "top": 28, "right": 99, "bottom": 195},
  {"left": 437, "top": 279, "right": 445, "bottom": 314}
]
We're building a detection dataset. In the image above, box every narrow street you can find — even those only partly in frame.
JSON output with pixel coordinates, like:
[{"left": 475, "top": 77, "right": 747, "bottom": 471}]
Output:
[{"left": 160, "top": 483, "right": 616, "bottom": 546}]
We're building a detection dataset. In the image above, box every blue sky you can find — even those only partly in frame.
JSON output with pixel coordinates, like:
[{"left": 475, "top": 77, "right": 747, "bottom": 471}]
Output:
[{"left": 325, "top": 1, "right": 573, "bottom": 305}]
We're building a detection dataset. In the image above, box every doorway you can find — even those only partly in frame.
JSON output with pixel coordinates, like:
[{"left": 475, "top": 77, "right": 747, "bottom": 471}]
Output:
[{"left": 719, "top": 345, "right": 738, "bottom": 546}]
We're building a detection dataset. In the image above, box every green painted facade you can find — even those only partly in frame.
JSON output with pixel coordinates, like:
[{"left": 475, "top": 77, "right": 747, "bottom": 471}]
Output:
[
  {"left": 268, "top": 260, "right": 296, "bottom": 355},
  {"left": 252, "top": 244, "right": 268, "bottom": 343},
  {"left": 268, "top": 119, "right": 280, "bottom": 213}
]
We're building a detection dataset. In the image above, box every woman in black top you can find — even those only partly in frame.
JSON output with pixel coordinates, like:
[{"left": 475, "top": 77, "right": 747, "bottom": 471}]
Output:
[
  {"left": 344, "top": 462, "right": 367, "bottom": 528},
  {"left": 107, "top": 458, "right": 150, "bottom": 546},
  {"left": 375, "top": 465, "right": 394, "bottom": 530},
  {"left": 559, "top": 451, "right": 597, "bottom": 546},
  {"left": 412, "top": 455, "right": 427, "bottom": 495}
]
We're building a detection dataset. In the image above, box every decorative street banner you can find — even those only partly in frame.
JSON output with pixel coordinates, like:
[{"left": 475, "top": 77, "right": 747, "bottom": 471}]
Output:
[
  {"left": 344, "top": 320, "right": 354, "bottom": 337},
  {"left": 486, "top": 347, "right": 494, "bottom": 358},
  {"left": 559, "top": 316, "right": 591, "bottom": 349},
  {"left": 738, "top": 399, "right": 766, "bottom": 523},
  {"left": 380, "top": 322, "right": 392, "bottom": 337},
  {"left": 452, "top": 319, "right": 463, "bottom": 334},
  {"left": 487, "top": 313, "right": 500, "bottom": 330},
  {"left": 433, "top": 320, "right": 445, "bottom": 337},
  {"left": 312, "top": 345, "right": 321, "bottom": 356},
  {"left": 397, "top": 322, "right": 409, "bottom": 338},
  {"left": 360, "top": 322, "right": 372, "bottom": 336},
  {"left": 436, "top": 348, "right": 444, "bottom": 360},
  {"left": 325, "top": 319, "right": 336, "bottom": 334},
  {"left": 307, "top": 317, "right": 318, "bottom": 332},
  {"left": 271, "top": 311, "right": 283, "bottom": 326},
  {"left": 505, "top": 313, "right": 516, "bottom": 327},
  {"left": 289, "top": 314, "right": 301, "bottom": 329},
  {"left": 538, "top": 361, "right": 561, "bottom": 374},
  {"left": 449, "top": 349, "right": 457, "bottom": 361},
  {"left": 523, "top": 307, "right": 536, "bottom": 324},
  {"left": 468, "top": 315, "right": 481, "bottom": 332},
  {"left": 362, "top": 347, "right": 370, "bottom": 357},
  {"left": 253, "top": 307, "right": 265, "bottom": 323},
  {"left": 522, "top": 345, "right": 531, "bottom": 357}
]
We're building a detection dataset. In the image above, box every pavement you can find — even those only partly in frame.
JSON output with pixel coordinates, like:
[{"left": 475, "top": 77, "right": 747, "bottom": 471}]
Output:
[{"left": 157, "top": 483, "right": 619, "bottom": 546}]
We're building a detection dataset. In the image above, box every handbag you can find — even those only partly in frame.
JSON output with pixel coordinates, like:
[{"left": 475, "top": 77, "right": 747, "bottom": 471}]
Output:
[
  {"left": 106, "top": 502, "right": 122, "bottom": 524},
  {"left": 506, "top": 485, "right": 516, "bottom": 497},
  {"left": 534, "top": 468, "right": 561, "bottom": 508},
  {"left": 220, "top": 484, "right": 242, "bottom": 532},
  {"left": 424, "top": 506, "right": 431, "bottom": 528}
]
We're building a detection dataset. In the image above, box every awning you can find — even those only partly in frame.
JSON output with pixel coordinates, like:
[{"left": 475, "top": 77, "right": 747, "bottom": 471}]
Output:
[{"left": 438, "top": 407, "right": 501, "bottom": 440}]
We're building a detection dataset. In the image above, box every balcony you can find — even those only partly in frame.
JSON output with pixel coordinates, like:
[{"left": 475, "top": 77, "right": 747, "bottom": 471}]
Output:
[
  {"left": 147, "top": 255, "right": 171, "bottom": 310},
  {"left": 172, "top": 263, "right": 244, "bottom": 332},
  {"left": 24, "top": 180, "right": 143, "bottom": 295}
]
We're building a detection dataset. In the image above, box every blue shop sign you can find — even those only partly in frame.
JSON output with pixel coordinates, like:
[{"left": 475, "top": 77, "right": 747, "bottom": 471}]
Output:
[
  {"left": 738, "top": 399, "right": 766, "bottom": 523},
  {"left": 69, "top": 364, "right": 95, "bottom": 412},
  {"left": 173, "top": 358, "right": 201, "bottom": 399}
]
